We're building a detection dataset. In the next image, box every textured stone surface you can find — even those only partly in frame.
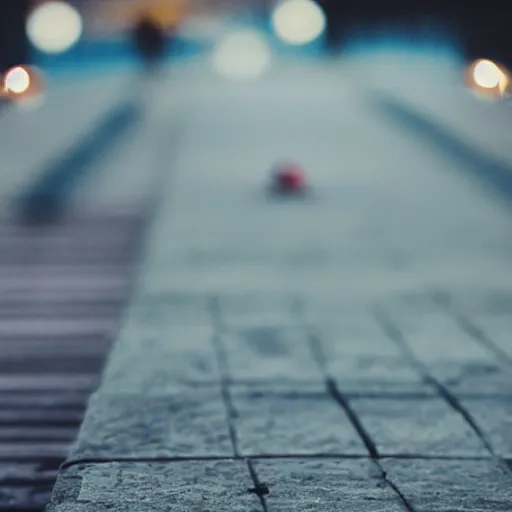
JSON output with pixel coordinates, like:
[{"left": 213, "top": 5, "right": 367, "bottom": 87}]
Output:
[
  {"left": 441, "top": 363, "right": 512, "bottom": 397},
  {"left": 379, "top": 308, "right": 512, "bottom": 395},
  {"left": 334, "top": 379, "right": 434, "bottom": 396},
  {"left": 48, "top": 461, "right": 258, "bottom": 511},
  {"left": 386, "top": 309, "right": 498, "bottom": 362},
  {"left": 217, "top": 295, "right": 296, "bottom": 329},
  {"left": 103, "top": 323, "right": 220, "bottom": 391},
  {"left": 349, "top": 396, "right": 488, "bottom": 456},
  {"left": 461, "top": 398, "right": 512, "bottom": 457},
  {"left": 222, "top": 326, "right": 322, "bottom": 383},
  {"left": 470, "top": 314, "right": 512, "bottom": 360},
  {"left": 122, "top": 294, "right": 211, "bottom": 330},
  {"left": 231, "top": 387, "right": 366, "bottom": 455},
  {"left": 254, "top": 459, "right": 403, "bottom": 511},
  {"left": 315, "top": 315, "right": 428, "bottom": 393},
  {"left": 382, "top": 459, "right": 512, "bottom": 511},
  {"left": 70, "top": 389, "right": 233, "bottom": 459}
]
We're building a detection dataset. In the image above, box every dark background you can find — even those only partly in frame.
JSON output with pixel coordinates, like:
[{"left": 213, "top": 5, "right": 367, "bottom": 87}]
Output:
[
  {"left": 0, "top": 0, "right": 31, "bottom": 73},
  {"left": 319, "top": 0, "right": 512, "bottom": 66},
  {"left": 1, "top": 0, "right": 511, "bottom": 73}
]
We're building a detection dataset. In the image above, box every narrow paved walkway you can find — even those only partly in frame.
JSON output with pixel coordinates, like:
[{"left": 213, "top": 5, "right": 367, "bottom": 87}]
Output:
[{"left": 47, "top": 59, "right": 512, "bottom": 510}]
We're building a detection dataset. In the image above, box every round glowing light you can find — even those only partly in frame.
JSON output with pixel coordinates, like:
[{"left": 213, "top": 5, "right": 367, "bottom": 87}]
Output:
[
  {"left": 4, "top": 66, "right": 31, "bottom": 94},
  {"left": 213, "top": 30, "right": 271, "bottom": 81},
  {"left": 272, "top": 0, "right": 326, "bottom": 46},
  {"left": 27, "top": 2, "right": 83, "bottom": 54},
  {"left": 1, "top": 66, "right": 46, "bottom": 109},
  {"left": 473, "top": 59, "right": 502, "bottom": 89}
]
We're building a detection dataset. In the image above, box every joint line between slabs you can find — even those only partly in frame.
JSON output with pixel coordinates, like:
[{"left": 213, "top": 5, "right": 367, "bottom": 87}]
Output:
[
  {"left": 292, "top": 297, "right": 416, "bottom": 511},
  {"left": 208, "top": 295, "right": 240, "bottom": 458},
  {"left": 59, "top": 453, "right": 499, "bottom": 471},
  {"left": 247, "top": 459, "right": 269, "bottom": 512},
  {"left": 373, "top": 304, "right": 499, "bottom": 459},
  {"left": 431, "top": 290, "right": 512, "bottom": 369}
]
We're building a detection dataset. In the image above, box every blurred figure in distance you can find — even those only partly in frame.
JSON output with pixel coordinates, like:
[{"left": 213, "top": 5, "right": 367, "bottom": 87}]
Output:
[{"left": 132, "top": 14, "right": 166, "bottom": 75}]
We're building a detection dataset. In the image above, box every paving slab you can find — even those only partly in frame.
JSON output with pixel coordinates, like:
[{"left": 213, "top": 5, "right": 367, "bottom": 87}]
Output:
[
  {"left": 467, "top": 314, "right": 512, "bottom": 361},
  {"left": 221, "top": 326, "right": 322, "bottom": 384},
  {"left": 379, "top": 307, "right": 512, "bottom": 394},
  {"left": 348, "top": 396, "right": 489, "bottom": 457},
  {"left": 70, "top": 389, "right": 233, "bottom": 460},
  {"left": 217, "top": 295, "right": 296, "bottom": 329},
  {"left": 461, "top": 397, "right": 512, "bottom": 458},
  {"left": 254, "top": 459, "right": 404, "bottom": 511},
  {"left": 124, "top": 294, "right": 211, "bottom": 329},
  {"left": 103, "top": 323, "right": 220, "bottom": 391},
  {"left": 381, "top": 459, "right": 512, "bottom": 511},
  {"left": 48, "top": 461, "right": 258, "bottom": 512},
  {"left": 231, "top": 387, "right": 366, "bottom": 456},
  {"left": 314, "top": 314, "right": 428, "bottom": 393}
]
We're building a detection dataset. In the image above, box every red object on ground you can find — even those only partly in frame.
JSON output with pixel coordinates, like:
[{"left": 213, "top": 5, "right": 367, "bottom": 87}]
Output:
[{"left": 274, "top": 163, "right": 306, "bottom": 193}]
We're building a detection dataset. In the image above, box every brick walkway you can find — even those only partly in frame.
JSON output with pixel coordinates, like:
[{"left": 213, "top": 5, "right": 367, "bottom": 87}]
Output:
[{"left": 47, "top": 60, "right": 512, "bottom": 511}]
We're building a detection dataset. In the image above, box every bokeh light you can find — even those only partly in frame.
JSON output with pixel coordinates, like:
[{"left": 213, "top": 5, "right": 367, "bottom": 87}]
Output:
[
  {"left": 1, "top": 66, "right": 45, "bottom": 109},
  {"left": 272, "top": 0, "right": 326, "bottom": 46},
  {"left": 3, "top": 66, "right": 31, "bottom": 95},
  {"left": 473, "top": 59, "right": 502, "bottom": 89},
  {"left": 466, "top": 58, "right": 510, "bottom": 99},
  {"left": 212, "top": 30, "right": 271, "bottom": 81},
  {"left": 27, "top": 1, "right": 83, "bottom": 54}
]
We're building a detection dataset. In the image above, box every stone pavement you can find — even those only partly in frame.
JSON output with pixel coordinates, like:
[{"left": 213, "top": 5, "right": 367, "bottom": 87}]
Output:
[
  {"left": 46, "top": 58, "right": 512, "bottom": 510},
  {"left": 47, "top": 292, "right": 512, "bottom": 511}
]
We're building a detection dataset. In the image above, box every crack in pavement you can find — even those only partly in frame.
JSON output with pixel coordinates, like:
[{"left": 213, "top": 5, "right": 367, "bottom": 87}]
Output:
[{"left": 209, "top": 296, "right": 240, "bottom": 458}]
